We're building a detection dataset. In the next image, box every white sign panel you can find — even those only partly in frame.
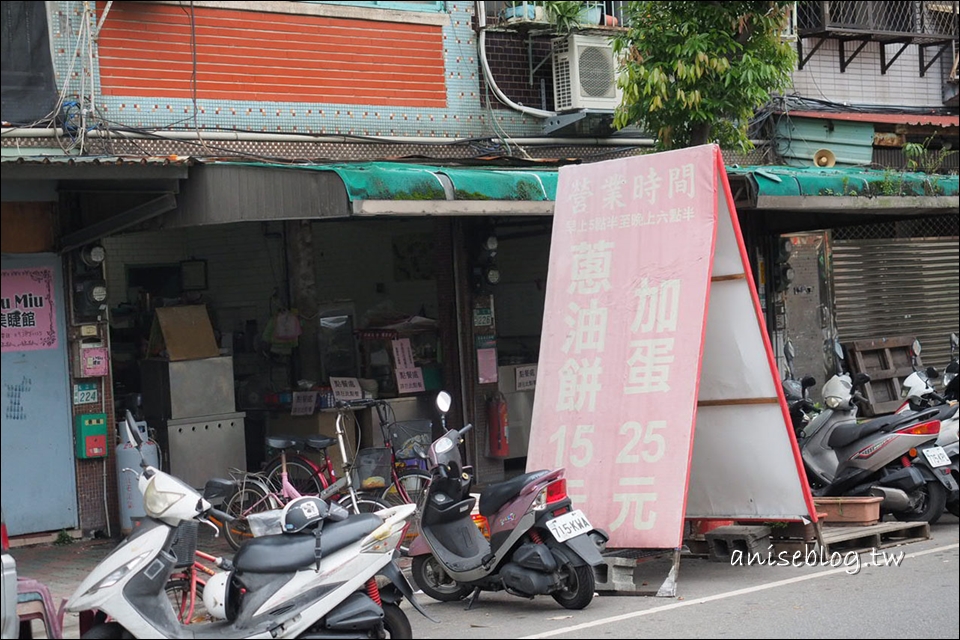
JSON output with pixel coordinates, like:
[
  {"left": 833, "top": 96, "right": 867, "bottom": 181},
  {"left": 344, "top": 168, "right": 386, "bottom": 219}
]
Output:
[
  {"left": 291, "top": 391, "right": 318, "bottom": 416},
  {"left": 329, "top": 377, "right": 363, "bottom": 402},
  {"left": 395, "top": 367, "right": 426, "bottom": 394},
  {"left": 391, "top": 338, "right": 416, "bottom": 370},
  {"left": 515, "top": 364, "right": 538, "bottom": 391}
]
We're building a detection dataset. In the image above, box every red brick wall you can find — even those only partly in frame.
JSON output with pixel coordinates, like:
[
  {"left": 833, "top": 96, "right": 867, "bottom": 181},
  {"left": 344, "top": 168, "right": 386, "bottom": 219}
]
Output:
[
  {"left": 96, "top": 1, "right": 446, "bottom": 107},
  {"left": 482, "top": 32, "right": 555, "bottom": 111},
  {"left": 65, "top": 283, "right": 119, "bottom": 536}
]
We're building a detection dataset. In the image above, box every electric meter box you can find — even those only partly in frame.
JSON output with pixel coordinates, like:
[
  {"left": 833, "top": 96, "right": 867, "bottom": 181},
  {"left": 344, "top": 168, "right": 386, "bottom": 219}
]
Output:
[{"left": 76, "top": 413, "right": 108, "bottom": 459}]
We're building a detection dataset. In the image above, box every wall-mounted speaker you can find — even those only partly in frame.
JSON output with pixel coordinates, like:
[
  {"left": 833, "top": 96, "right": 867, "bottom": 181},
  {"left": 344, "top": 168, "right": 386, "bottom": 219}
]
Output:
[{"left": 813, "top": 148, "right": 836, "bottom": 168}]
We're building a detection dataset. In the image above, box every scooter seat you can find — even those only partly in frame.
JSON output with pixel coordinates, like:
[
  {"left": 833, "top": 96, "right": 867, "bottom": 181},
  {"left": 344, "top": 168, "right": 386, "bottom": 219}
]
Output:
[
  {"left": 232, "top": 513, "right": 382, "bottom": 574},
  {"left": 233, "top": 533, "right": 316, "bottom": 573},
  {"left": 933, "top": 404, "right": 959, "bottom": 422},
  {"left": 479, "top": 470, "right": 551, "bottom": 518},
  {"left": 318, "top": 513, "right": 382, "bottom": 555},
  {"left": 827, "top": 408, "right": 939, "bottom": 449}
]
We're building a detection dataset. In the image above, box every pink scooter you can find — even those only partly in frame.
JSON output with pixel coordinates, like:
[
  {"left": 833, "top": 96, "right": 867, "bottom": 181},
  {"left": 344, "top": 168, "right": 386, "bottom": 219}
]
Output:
[{"left": 407, "top": 391, "right": 608, "bottom": 610}]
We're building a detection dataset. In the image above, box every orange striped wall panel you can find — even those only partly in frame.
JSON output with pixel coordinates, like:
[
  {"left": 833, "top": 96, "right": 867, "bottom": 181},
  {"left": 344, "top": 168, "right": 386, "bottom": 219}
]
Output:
[{"left": 95, "top": 2, "right": 446, "bottom": 107}]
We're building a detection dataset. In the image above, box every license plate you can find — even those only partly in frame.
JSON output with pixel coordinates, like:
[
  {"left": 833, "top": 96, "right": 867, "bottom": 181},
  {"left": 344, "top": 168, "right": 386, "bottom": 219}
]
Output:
[
  {"left": 546, "top": 510, "right": 592, "bottom": 543},
  {"left": 922, "top": 445, "right": 951, "bottom": 468}
]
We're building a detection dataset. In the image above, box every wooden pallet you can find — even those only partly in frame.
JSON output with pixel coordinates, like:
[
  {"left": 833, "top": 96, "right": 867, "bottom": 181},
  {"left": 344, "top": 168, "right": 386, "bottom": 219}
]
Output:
[
  {"left": 817, "top": 521, "right": 930, "bottom": 555},
  {"left": 770, "top": 520, "right": 930, "bottom": 556}
]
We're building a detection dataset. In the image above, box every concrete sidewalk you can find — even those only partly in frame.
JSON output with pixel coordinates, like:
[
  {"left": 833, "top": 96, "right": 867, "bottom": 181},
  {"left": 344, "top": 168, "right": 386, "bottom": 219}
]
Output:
[
  {"left": 10, "top": 524, "right": 416, "bottom": 639},
  {"left": 11, "top": 525, "right": 233, "bottom": 639}
]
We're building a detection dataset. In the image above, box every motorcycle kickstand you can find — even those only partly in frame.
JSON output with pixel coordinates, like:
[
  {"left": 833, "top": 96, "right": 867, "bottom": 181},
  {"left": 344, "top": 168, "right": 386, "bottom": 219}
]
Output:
[{"left": 464, "top": 586, "right": 482, "bottom": 610}]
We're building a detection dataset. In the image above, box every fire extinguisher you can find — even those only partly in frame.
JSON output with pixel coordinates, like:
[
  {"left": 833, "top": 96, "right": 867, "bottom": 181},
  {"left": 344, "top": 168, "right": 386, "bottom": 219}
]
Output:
[{"left": 487, "top": 392, "right": 509, "bottom": 457}]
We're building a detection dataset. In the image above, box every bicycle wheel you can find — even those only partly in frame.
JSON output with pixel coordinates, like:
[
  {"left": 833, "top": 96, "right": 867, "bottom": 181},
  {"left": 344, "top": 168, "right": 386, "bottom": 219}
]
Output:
[
  {"left": 380, "top": 469, "right": 430, "bottom": 555},
  {"left": 264, "top": 455, "right": 324, "bottom": 496},
  {"left": 380, "top": 468, "right": 431, "bottom": 507},
  {"left": 165, "top": 578, "right": 206, "bottom": 624},
  {"left": 222, "top": 484, "right": 271, "bottom": 551}
]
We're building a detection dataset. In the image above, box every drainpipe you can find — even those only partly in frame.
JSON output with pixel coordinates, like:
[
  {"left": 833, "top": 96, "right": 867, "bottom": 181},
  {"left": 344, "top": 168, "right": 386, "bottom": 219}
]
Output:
[{"left": 476, "top": 2, "right": 556, "bottom": 119}]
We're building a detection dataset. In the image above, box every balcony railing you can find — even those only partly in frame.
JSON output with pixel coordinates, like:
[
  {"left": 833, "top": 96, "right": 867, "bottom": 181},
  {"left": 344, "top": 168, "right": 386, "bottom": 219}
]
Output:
[{"left": 797, "top": 1, "right": 958, "bottom": 43}]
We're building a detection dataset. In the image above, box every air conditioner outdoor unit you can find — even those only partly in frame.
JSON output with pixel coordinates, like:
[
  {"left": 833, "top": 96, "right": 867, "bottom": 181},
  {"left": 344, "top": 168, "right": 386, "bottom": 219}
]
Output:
[{"left": 552, "top": 33, "right": 621, "bottom": 112}]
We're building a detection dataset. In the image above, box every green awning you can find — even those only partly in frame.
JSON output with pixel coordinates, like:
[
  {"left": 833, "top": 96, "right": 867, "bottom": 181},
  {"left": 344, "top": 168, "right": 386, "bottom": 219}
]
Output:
[
  {"left": 229, "top": 161, "right": 558, "bottom": 201},
  {"left": 726, "top": 165, "right": 959, "bottom": 198}
]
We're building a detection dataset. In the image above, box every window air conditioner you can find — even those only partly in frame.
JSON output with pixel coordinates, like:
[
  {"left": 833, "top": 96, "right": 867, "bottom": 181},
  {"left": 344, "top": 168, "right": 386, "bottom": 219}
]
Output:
[{"left": 552, "top": 33, "right": 621, "bottom": 112}]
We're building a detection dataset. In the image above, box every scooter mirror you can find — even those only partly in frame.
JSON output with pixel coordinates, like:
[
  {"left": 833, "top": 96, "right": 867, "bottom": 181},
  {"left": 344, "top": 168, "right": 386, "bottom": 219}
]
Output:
[
  {"left": 784, "top": 339, "right": 796, "bottom": 363},
  {"left": 833, "top": 340, "right": 844, "bottom": 360},
  {"left": 911, "top": 339, "right": 921, "bottom": 357},
  {"left": 950, "top": 333, "right": 958, "bottom": 350},
  {"left": 436, "top": 391, "right": 452, "bottom": 414}
]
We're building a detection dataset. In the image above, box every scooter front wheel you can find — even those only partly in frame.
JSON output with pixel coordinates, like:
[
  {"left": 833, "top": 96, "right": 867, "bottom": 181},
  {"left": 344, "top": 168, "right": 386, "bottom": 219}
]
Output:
[
  {"left": 382, "top": 602, "right": 412, "bottom": 639},
  {"left": 81, "top": 622, "right": 129, "bottom": 639},
  {"left": 410, "top": 555, "right": 471, "bottom": 602}
]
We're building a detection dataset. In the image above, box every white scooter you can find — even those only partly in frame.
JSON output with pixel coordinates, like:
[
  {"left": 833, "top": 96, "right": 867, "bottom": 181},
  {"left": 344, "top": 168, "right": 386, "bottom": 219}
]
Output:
[
  {"left": 895, "top": 337, "right": 959, "bottom": 517},
  {"left": 68, "top": 411, "right": 432, "bottom": 639}
]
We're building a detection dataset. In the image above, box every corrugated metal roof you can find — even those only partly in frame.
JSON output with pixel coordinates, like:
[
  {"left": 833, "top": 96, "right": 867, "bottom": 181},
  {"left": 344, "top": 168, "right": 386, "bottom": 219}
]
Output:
[{"left": 779, "top": 111, "right": 959, "bottom": 128}]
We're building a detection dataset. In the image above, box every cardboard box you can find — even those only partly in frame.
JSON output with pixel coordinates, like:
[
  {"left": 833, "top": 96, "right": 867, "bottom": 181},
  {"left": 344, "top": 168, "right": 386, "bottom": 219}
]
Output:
[{"left": 147, "top": 305, "right": 220, "bottom": 361}]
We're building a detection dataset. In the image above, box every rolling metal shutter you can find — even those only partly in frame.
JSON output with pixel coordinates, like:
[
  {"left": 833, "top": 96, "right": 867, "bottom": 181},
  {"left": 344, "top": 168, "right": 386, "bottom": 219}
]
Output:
[{"left": 832, "top": 236, "right": 960, "bottom": 372}]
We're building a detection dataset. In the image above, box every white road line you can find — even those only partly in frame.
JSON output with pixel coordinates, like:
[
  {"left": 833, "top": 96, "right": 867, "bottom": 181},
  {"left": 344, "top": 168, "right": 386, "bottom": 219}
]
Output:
[{"left": 520, "top": 542, "right": 960, "bottom": 639}]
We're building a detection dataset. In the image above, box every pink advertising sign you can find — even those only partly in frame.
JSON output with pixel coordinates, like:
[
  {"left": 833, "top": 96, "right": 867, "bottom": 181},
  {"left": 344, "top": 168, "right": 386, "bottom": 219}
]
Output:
[
  {"left": 1, "top": 267, "right": 59, "bottom": 352},
  {"left": 527, "top": 145, "right": 719, "bottom": 549}
]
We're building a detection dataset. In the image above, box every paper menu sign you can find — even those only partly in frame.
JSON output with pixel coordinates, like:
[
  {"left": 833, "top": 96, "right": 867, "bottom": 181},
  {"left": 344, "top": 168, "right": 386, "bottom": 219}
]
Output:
[
  {"left": 330, "top": 377, "right": 363, "bottom": 402},
  {"left": 395, "top": 367, "right": 426, "bottom": 394},
  {"left": 291, "top": 391, "right": 318, "bottom": 416},
  {"left": 392, "top": 338, "right": 416, "bottom": 369}
]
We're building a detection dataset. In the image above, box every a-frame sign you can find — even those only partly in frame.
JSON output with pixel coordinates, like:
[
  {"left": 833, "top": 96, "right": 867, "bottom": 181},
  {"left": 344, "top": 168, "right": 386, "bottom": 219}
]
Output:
[{"left": 527, "top": 144, "right": 816, "bottom": 552}]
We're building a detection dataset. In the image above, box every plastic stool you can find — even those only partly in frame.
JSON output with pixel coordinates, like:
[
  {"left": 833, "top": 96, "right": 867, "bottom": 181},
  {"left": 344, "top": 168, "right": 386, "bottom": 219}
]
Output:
[{"left": 16, "top": 577, "right": 65, "bottom": 639}]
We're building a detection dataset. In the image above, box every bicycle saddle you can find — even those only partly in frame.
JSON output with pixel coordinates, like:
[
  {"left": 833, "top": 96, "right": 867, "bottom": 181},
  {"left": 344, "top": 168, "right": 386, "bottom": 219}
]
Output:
[
  {"left": 265, "top": 436, "right": 300, "bottom": 450},
  {"left": 305, "top": 436, "right": 336, "bottom": 451}
]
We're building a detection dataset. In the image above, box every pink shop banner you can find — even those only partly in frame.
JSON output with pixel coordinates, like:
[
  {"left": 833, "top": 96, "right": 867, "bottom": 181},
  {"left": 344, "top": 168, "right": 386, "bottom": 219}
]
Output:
[
  {"left": 1, "top": 267, "right": 59, "bottom": 352},
  {"left": 528, "top": 145, "right": 815, "bottom": 551},
  {"left": 527, "top": 146, "right": 718, "bottom": 549}
]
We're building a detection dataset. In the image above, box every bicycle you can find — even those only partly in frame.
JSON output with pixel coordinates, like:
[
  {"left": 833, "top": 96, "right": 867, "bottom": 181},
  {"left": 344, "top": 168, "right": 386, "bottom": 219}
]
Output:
[
  {"left": 163, "top": 520, "right": 233, "bottom": 624},
  {"left": 220, "top": 411, "right": 389, "bottom": 550},
  {"left": 262, "top": 435, "right": 339, "bottom": 497}
]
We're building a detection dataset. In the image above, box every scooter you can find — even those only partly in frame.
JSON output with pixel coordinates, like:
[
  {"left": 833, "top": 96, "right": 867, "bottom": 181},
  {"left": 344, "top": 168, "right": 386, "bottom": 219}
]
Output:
[
  {"left": 781, "top": 339, "right": 819, "bottom": 434},
  {"left": 408, "top": 392, "right": 608, "bottom": 611},
  {"left": 894, "top": 337, "right": 959, "bottom": 517},
  {"left": 68, "top": 411, "right": 432, "bottom": 639},
  {"left": 796, "top": 343, "right": 957, "bottom": 524}
]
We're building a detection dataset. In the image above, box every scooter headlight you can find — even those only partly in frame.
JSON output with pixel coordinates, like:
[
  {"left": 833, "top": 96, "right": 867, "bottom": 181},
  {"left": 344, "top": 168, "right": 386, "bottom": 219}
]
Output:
[
  {"left": 84, "top": 551, "right": 152, "bottom": 596},
  {"left": 824, "top": 396, "right": 843, "bottom": 409},
  {"left": 944, "top": 372, "right": 956, "bottom": 387},
  {"left": 143, "top": 477, "right": 186, "bottom": 517}
]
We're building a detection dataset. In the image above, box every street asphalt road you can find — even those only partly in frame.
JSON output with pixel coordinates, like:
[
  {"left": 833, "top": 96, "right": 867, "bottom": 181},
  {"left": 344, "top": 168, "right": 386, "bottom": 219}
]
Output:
[
  {"left": 406, "top": 514, "right": 959, "bottom": 639},
  {"left": 13, "top": 513, "right": 957, "bottom": 638}
]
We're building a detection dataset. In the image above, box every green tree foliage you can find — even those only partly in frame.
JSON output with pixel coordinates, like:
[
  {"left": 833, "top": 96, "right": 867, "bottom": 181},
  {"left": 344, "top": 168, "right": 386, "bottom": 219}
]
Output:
[{"left": 613, "top": 1, "right": 796, "bottom": 151}]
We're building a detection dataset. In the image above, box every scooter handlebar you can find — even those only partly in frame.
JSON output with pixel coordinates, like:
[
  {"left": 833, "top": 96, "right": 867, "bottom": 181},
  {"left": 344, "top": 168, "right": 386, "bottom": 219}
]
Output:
[{"left": 459, "top": 423, "right": 473, "bottom": 438}]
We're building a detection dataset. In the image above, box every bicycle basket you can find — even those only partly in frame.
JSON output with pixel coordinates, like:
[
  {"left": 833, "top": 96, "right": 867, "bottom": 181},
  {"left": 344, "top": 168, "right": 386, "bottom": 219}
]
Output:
[
  {"left": 352, "top": 447, "right": 392, "bottom": 490},
  {"left": 388, "top": 420, "right": 433, "bottom": 461},
  {"left": 171, "top": 520, "right": 199, "bottom": 568}
]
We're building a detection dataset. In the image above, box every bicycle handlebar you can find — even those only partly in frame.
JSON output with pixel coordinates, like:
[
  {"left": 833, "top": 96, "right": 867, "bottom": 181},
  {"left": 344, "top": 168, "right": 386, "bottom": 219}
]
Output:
[{"left": 208, "top": 507, "right": 235, "bottom": 524}]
